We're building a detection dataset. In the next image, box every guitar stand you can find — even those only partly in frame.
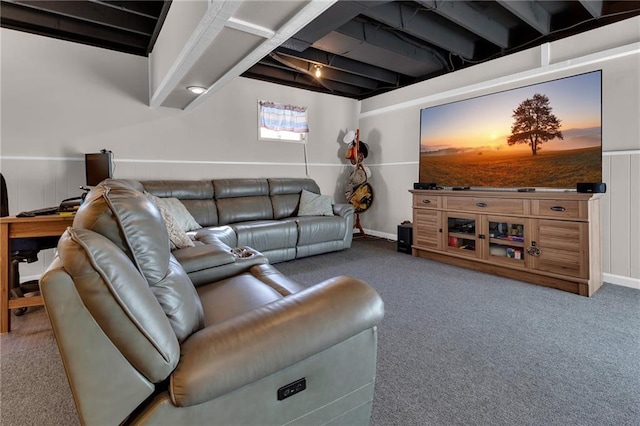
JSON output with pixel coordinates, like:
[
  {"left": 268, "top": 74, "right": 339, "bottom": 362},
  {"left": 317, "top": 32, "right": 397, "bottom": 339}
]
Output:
[{"left": 354, "top": 213, "right": 366, "bottom": 237}]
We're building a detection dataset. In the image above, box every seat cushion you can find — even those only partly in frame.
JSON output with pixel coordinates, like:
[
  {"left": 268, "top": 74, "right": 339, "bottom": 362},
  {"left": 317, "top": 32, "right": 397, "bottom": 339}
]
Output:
[{"left": 196, "top": 273, "right": 283, "bottom": 326}]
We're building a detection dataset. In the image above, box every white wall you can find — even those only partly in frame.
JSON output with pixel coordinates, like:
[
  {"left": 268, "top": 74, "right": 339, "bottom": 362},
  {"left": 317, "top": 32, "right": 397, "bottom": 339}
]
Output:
[
  {"left": 356, "top": 17, "right": 640, "bottom": 288},
  {"left": 2, "top": 16, "right": 639, "bottom": 288},
  {"left": 0, "top": 28, "right": 358, "bottom": 276}
]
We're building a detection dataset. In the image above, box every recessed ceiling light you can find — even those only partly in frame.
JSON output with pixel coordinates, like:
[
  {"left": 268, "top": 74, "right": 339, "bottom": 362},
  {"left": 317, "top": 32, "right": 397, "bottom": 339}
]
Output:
[{"left": 187, "top": 86, "right": 207, "bottom": 95}]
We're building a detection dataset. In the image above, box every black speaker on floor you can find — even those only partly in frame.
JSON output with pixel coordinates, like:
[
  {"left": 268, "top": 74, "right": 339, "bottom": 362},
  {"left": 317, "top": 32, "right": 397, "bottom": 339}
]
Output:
[
  {"left": 577, "top": 182, "right": 606, "bottom": 193},
  {"left": 397, "top": 223, "right": 413, "bottom": 254}
]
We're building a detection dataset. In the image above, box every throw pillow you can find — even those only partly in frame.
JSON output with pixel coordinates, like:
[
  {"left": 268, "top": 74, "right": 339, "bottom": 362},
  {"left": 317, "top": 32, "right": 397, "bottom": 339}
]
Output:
[
  {"left": 298, "top": 189, "right": 334, "bottom": 216},
  {"left": 158, "top": 205, "right": 195, "bottom": 250},
  {"left": 145, "top": 192, "right": 202, "bottom": 232}
]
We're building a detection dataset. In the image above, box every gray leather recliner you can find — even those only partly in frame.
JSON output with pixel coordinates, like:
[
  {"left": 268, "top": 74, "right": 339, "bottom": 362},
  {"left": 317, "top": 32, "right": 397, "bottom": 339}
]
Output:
[{"left": 40, "top": 180, "right": 385, "bottom": 425}]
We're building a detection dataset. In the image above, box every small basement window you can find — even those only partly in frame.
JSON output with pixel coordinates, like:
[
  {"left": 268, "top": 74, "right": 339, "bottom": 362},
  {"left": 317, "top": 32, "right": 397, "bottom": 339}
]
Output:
[{"left": 258, "top": 101, "right": 308, "bottom": 143}]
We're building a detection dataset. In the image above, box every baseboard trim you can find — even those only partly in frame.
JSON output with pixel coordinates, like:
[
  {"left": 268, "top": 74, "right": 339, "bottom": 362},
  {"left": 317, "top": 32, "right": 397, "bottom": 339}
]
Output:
[
  {"left": 355, "top": 229, "right": 397, "bottom": 241},
  {"left": 603, "top": 273, "right": 640, "bottom": 290}
]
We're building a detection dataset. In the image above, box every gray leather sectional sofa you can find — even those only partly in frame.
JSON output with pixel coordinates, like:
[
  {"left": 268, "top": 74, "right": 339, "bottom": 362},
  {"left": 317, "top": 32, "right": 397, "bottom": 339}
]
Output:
[
  {"left": 40, "top": 179, "right": 384, "bottom": 425},
  {"left": 117, "top": 177, "right": 354, "bottom": 286},
  {"left": 126, "top": 177, "right": 353, "bottom": 260}
]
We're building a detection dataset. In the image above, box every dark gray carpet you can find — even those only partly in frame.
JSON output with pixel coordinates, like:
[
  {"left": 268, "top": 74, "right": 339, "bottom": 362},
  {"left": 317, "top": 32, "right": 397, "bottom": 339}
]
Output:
[
  {"left": 275, "top": 237, "right": 640, "bottom": 426},
  {"left": 1, "top": 237, "right": 639, "bottom": 425}
]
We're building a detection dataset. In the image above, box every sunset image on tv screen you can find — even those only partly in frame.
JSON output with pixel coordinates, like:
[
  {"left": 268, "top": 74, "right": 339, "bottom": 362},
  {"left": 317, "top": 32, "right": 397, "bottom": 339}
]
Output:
[{"left": 419, "top": 71, "right": 602, "bottom": 189}]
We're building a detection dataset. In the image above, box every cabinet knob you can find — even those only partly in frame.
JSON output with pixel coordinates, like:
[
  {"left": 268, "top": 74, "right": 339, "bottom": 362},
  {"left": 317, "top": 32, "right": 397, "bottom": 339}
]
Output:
[
  {"left": 476, "top": 202, "right": 487, "bottom": 208},
  {"left": 550, "top": 206, "right": 566, "bottom": 212},
  {"left": 422, "top": 199, "right": 431, "bottom": 204}
]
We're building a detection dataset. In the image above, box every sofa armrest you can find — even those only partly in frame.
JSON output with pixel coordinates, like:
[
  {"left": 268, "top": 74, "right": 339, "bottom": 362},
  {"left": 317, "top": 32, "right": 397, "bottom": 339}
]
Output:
[
  {"left": 333, "top": 203, "right": 354, "bottom": 218},
  {"left": 169, "top": 276, "right": 384, "bottom": 407},
  {"left": 172, "top": 243, "right": 236, "bottom": 273},
  {"left": 195, "top": 226, "right": 238, "bottom": 248}
]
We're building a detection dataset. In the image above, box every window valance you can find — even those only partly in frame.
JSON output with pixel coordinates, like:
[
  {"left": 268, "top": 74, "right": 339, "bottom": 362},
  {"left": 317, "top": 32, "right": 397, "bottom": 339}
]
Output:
[{"left": 259, "top": 101, "right": 309, "bottom": 133}]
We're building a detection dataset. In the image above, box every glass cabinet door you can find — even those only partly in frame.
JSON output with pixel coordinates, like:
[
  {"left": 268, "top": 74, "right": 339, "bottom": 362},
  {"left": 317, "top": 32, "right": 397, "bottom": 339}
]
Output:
[
  {"left": 444, "top": 213, "right": 479, "bottom": 258},
  {"left": 486, "top": 217, "right": 526, "bottom": 267}
]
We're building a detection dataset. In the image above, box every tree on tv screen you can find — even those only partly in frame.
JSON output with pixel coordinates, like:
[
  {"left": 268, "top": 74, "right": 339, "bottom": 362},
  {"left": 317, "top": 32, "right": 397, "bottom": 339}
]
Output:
[{"left": 508, "top": 93, "right": 563, "bottom": 156}]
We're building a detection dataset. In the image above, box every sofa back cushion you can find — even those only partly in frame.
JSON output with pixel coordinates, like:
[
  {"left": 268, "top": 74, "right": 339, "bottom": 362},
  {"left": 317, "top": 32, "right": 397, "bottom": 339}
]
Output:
[
  {"left": 73, "top": 180, "right": 204, "bottom": 342},
  {"left": 57, "top": 228, "right": 180, "bottom": 383},
  {"left": 141, "top": 180, "right": 218, "bottom": 227},
  {"left": 214, "top": 179, "right": 274, "bottom": 225},
  {"left": 269, "top": 178, "right": 321, "bottom": 219}
]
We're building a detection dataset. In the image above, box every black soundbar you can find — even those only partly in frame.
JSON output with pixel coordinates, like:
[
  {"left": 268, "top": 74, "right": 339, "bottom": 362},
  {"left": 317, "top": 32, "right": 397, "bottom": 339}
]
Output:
[{"left": 413, "top": 182, "right": 437, "bottom": 190}]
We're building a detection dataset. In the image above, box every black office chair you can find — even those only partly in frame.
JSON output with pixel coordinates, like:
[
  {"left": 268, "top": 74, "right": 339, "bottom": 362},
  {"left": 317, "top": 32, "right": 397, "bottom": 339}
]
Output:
[{"left": 0, "top": 173, "right": 60, "bottom": 315}]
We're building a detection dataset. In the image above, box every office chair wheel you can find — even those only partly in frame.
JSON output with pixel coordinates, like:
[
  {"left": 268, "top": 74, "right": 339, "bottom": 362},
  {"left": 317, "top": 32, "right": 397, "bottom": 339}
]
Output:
[{"left": 13, "top": 307, "right": 27, "bottom": 316}]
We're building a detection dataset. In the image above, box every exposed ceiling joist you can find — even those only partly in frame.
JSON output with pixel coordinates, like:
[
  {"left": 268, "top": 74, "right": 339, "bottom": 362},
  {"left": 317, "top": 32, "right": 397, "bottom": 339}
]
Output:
[
  {"left": 497, "top": 0, "right": 551, "bottom": 35},
  {"left": 335, "top": 19, "right": 446, "bottom": 70},
  {"left": 0, "top": 1, "right": 156, "bottom": 54},
  {"left": 269, "top": 53, "right": 380, "bottom": 90},
  {"left": 275, "top": 46, "right": 399, "bottom": 85},
  {"left": 268, "top": 53, "right": 364, "bottom": 96},
  {"left": 244, "top": 62, "right": 319, "bottom": 89},
  {"left": 416, "top": 0, "right": 510, "bottom": 49},
  {"left": 3, "top": 0, "right": 639, "bottom": 104},
  {"left": 362, "top": 2, "right": 477, "bottom": 59},
  {"left": 96, "top": 0, "right": 165, "bottom": 19},
  {"left": 579, "top": 0, "right": 603, "bottom": 18},
  {"left": 286, "top": 0, "right": 384, "bottom": 51},
  {"left": 5, "top": 0, "right": 157, "bottom": 35}
]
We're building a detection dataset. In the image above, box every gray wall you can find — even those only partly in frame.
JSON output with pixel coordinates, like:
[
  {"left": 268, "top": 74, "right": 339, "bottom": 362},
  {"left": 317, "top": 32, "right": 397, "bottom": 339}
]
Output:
[{"left": 357, "top": 17, "right": 640, "bottom": 288}]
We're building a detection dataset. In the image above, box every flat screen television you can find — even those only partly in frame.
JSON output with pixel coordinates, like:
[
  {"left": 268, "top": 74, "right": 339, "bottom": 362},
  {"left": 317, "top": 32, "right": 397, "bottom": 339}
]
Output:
[
  {"left": 419, "top": 70, "right": 602, "bottom": 190},
  {"left": 85, "top": 151, "right": 113, "bottom": 186}
]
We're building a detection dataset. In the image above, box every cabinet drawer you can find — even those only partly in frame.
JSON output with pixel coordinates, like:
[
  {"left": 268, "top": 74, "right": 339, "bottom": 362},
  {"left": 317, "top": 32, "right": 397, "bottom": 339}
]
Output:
[
  {"left": 413, "top": 194, "right": 439, "bottom": 208},
  {"left": 445, "top": 196, "right": 524, "bottom": 214},
  {"left": 531, "top": 200, "right": 586, "bottom": 219}
]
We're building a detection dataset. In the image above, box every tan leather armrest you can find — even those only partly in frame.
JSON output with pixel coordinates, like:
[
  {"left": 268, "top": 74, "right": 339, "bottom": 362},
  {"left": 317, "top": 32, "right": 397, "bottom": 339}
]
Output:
[{"left": 169, "top": 276, "right": 384, "bottom": 407}]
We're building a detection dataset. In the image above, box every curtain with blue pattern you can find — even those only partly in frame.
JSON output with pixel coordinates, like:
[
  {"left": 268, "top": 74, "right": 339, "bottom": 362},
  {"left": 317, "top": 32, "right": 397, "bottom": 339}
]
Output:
[{"left": 259, "top": 101, "right": 308, "bottom": 133}]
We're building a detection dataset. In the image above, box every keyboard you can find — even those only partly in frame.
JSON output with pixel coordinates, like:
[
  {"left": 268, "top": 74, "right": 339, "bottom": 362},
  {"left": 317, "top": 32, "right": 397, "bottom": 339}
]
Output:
[{"left": 30, "top": 206, "right": 59, "bottom": 216}]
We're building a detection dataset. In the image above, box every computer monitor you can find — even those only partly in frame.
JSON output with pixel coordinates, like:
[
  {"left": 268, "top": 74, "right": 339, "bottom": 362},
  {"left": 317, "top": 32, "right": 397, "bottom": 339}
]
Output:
[{"left": 85, "top": 151, "right": 113, "bottom": 186}]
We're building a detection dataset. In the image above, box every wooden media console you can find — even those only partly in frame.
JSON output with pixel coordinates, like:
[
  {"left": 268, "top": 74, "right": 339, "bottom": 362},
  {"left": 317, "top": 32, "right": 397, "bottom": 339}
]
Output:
[{"left": 410, "top": 189, "right": 602, "bottom": 296}]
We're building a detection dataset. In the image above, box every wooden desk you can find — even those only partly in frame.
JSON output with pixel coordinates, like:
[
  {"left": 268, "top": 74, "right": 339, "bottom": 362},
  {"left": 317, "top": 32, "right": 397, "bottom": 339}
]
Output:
[{"left": 0, "top": 214, "right": 74, "bottom": 333}]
